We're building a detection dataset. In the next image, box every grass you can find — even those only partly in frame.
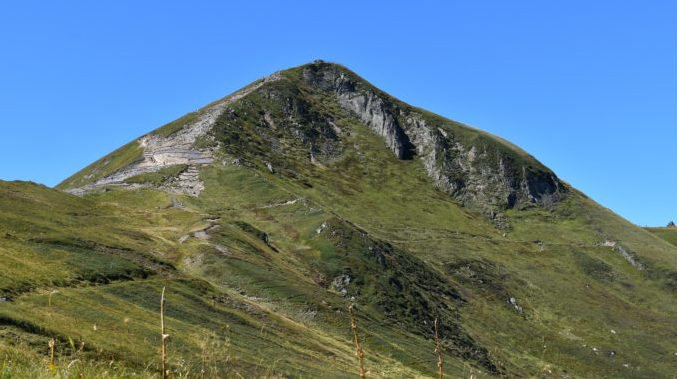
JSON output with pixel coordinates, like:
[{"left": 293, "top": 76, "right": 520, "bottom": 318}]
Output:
[
  {"left": 152, "top": 113, "right": 199, "bottom": 138},
  {"left": 3, "top": 63, "right": 675, "bottom": 378},
  {"left": 1, "top": 179, "right": 439, "bottom": 378},
  {"left": 56, "top": 141, "right": 144, "bottom": 190},
  {"left": 643, "top": 226, "right": 677, "bottom": 246},
  {"left": 57, "top": 111, "right": 200, "bottom": 190},
  {"left": 0, "top": 340, "right": 155, "bottom": 378},
  {"left": 125, "top": 164, "right": 188, "bottom": 186}
]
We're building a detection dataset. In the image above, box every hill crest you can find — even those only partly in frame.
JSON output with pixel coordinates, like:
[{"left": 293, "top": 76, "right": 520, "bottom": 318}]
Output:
[{"left": 58, "top": 61, "right": 565, "bottom": 212}]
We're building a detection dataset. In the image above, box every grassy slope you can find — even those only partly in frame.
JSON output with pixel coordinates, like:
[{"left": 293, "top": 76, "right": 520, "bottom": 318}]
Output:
[
  {"left": 2, "top": 135, "right": 675, "bottom": 378},
  {"left": 55, "top": 73, "right": 274, "bottom": 191},
  {"left": 37, "top": 122, "right": 678, "bottom": 378},
  {"left": 55, "top": 112, "right": 200, "bottom": 191},
  {"left": 125, "top": 164, "right": 188, "bottom": 185},
  {"left": 56, "top": 141, "right": 144, "bottom": 190},
  {"left": 644, "top": 227, "right": 677, "bottom": 246},
  {"left": 0, "top": 180, "right": 438, "bottom": 378},
  {"left": 6, "top": 63, "right": 676, "bottom": 378},
  {"left": 231, "top": 118, "right": 676, "bottom": 378}
]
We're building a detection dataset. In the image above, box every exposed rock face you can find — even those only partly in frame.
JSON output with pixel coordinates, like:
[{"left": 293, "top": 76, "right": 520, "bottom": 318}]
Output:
[
  {"left": 301, "top": 63, "right": 566, "bottom": 210},
  {"left": 302, "top": 66, "right": 414, "bottom": 160},
  {"left": 162, "top": 165, "right": 204, "bottom": 196},
  {"left": 66, "top": 73, "right": 282, "bottom": 196},
  {"left": 616, "top": 245, "right": 644, "bottom": 270},
  {"left": 331, "top": 274, "right": 351, "bottom": 297}
]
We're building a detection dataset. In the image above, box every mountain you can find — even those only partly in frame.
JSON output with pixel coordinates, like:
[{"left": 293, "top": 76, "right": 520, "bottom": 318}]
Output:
[
  {"left": 1, "top": 61, "right": 675, "bottom": 378},
  {"left": 644, "top": 226, "right": 677, "bottom": 246}
]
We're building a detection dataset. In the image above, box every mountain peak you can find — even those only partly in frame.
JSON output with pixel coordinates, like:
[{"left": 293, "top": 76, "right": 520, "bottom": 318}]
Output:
[{"left": 59, "top": 62, "right": 566, "bottom": 211}]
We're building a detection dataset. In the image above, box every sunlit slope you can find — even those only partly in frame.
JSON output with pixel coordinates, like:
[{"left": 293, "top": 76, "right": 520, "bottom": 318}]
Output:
[
  {"left": 3, "top": 61, "right": 675, "bottom": 378},
  {"left": 0, "top": 181, "right": 445, "bottom": 378},
  {"left": 644, "top": 226, "right": 677, "bottom": 246}
]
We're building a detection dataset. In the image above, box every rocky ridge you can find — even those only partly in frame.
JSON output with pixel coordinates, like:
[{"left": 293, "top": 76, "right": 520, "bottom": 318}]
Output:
[
  {"left": 63, "top": 62, "right": 565, "bottom": 212},
  {"left": 65, "top": 72, "right": 282, "bottom": 196},
  {"left": 301, "top": 62, "right": 566, "bottom": 211}
]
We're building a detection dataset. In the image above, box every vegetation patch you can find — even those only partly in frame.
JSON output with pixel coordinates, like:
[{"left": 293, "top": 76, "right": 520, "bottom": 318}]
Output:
[
  {"left": 125, "top": 164, "right": 188, "bottom": 185},
  {"left": 572, "top": 250, "right": 616, "bottom": 282},
  {"left": 644, "top": 226, "right": 677, "bottom": 246},
  {"left": 57, "top": 141, "right": 144, "bottom": 189},
  {"left": 152, "top": 112, "right": 199, "bottom": 137}
]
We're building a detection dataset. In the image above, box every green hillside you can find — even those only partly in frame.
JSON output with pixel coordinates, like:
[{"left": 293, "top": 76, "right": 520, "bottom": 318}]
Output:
[
  {"left": 644, "top": 226, "right": 677, "bottom": 246},
  {"left": 1, "top": 62, "right": 675, "bottom": 378}
]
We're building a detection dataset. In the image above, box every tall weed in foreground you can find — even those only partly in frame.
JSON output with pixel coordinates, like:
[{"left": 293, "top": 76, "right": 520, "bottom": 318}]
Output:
[
  {"left": 160, "top": 287, "right": 168, "bottom": 379},
  {"left": 433, "top": 318, "right": 443, "bottom": 379},
  {"left": 348, "top": 304, "right": 367, "bottom": 379}
]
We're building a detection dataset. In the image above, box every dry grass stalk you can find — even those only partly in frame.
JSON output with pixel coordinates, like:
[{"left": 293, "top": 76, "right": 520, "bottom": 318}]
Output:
[
  {"left": 200, "top": 337, "right": 206, "bottom": 379},
  {"left": 160, "top": 286, "right": 169, "bottom": 379},
  {"left": 48, "top": 290, "right": 58, "bottom": 308},
  {"left": 348, "top": 304, "right": 367, "bottom": 378},
  {"left": 48, "top": 338, "right": 56, "bottom": 370},
  {"left": 434, "top": 317, "right": 443, "bottom": 379}
]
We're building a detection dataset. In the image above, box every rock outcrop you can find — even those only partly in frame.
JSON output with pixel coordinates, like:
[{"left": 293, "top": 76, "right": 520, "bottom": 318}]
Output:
[
  {"left": 301, "top": 62, "right": 566, "bottom": 210},
  {"left": 65, "top": 73, "right": 282, "bottom": 196}
]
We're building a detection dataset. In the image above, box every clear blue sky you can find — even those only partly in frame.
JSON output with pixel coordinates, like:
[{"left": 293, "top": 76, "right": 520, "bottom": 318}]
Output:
[{"left": 0, "top": 1, "right": 675, "bottom": 226}]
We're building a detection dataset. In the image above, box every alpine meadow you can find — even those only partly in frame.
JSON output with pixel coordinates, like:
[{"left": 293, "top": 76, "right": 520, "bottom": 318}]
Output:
[{"left": 0, "top": 62, "right": 675, "bottom": 378}]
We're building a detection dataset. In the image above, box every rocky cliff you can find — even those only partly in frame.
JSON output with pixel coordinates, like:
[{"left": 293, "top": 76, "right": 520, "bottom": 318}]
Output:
[{"left": 300, "top": 62, "right": 566, "bottom": 211}]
